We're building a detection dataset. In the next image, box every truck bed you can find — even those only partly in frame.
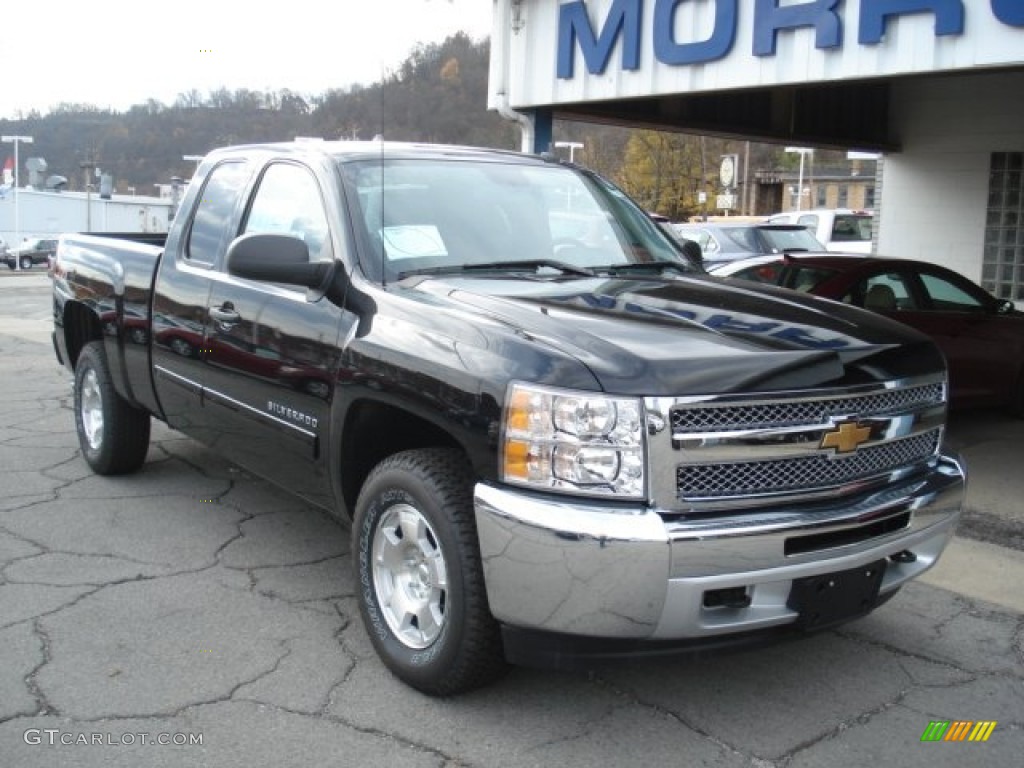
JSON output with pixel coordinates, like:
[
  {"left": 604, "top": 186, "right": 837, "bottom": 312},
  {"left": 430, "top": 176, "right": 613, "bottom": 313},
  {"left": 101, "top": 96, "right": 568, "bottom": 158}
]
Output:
[{"left": 53, "top": 232, "right": 165, "bottom": 416}]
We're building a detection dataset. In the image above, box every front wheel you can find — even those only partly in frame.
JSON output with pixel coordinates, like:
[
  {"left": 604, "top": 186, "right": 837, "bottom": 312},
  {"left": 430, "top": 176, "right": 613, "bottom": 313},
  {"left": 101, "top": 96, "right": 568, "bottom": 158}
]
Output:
[
  {"left": 74, "top": 341, "right": 151, "bottom": 474},
  {"left": 1012, "top": 375, "right": 1024, "bottom": 419},
  {"left": 353, "top": 448, "right": 506, "bottom": 695}
]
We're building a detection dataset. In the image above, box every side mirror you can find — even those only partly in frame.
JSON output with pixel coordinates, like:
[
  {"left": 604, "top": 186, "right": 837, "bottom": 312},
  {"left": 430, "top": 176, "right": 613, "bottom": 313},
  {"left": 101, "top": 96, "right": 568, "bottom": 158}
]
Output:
[
  {"left": 680, "top": 238, "right": 704, "bottom": 269},
  {"left": 996, "top": 298, "right": 1016, "bottom": 314},
  {"left": 226, "top": 233, "right": 332, "bottom": 290}
]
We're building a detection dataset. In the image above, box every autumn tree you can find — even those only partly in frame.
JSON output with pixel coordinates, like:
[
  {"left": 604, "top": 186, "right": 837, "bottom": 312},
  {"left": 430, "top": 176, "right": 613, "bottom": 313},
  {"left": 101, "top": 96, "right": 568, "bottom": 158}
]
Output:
[{"left": 618, "top": 130, "right": 709, "bottom": 220}]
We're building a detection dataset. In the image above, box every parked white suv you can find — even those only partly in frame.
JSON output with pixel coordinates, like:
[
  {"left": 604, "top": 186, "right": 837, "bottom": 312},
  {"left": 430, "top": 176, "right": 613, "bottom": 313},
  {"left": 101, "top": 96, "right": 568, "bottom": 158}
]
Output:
[{"left": 765, "top": 209, "right": 873, "bottom": 253}]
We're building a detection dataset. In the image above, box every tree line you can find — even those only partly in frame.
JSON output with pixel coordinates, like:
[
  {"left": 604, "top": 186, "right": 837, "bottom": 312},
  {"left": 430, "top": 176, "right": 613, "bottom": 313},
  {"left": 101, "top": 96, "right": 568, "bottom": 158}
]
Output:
[{"left": 0, "top": 33, "right": 847, "bottom": 221}]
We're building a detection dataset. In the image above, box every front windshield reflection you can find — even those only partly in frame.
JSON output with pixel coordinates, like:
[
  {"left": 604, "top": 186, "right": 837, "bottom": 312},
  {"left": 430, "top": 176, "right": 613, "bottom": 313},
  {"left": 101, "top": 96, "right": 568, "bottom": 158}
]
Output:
[{"left": 342, "top": 158, "right": 693, "bottom": 281}]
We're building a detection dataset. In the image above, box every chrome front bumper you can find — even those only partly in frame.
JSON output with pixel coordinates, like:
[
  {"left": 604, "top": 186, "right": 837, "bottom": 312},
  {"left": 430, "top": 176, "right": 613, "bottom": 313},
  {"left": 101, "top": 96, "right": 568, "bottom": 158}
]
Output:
[{"left": 474, "top": 455, "right": 963, "bottom": 641}]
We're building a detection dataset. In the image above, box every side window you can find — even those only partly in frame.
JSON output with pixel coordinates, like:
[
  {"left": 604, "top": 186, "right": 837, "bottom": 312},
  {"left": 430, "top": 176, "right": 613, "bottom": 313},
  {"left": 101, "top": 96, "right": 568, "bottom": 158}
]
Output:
[
  {"left": 919, "top": 272, "right": 985, "bottom": 311},
  {"left": 831, "top": 215, "right": 868, "bottom": 242},
  {"left": 796, "top": 214, "right": 819, "bottom": 230},
  {"left": 692, "top": 230, "right": 716, "bottom": 253},
  {"left": 186, "top": 162, "right": 250, "bottom": 264},
  {"left": 243, "top": 163, "right": 333, "bottom": 263},
  {"left": 844, "top": 273, "right": 917, "bottom": 311},
  {"left": 789, "top": 266, "right": 839, "bottom": 292},
  {"left": 673, "top": 228, "right": 715, "bottom": 253},
  {"left": 734, "top": 263, "right": 783, "bottom": 285}
]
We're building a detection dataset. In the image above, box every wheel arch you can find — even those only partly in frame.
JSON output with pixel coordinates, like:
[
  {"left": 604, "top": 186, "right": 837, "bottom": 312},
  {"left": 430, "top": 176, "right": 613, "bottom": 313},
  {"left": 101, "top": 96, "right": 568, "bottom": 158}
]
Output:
[
  {"left": 337, "top": 399, "right": 469, "bottom": 517},
  {"left": 61, "top": 301, "right": 103, "bottom": 370}
]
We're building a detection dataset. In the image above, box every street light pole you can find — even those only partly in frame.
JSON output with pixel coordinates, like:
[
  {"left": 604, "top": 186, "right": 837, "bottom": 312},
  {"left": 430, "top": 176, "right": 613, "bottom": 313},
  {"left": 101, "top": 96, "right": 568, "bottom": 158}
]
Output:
[
  {"left": 2, "top": 134, "right": 34, "bottom": 271},
  {"left": 554, "top": 141, "right": 584, "bottom": 163},
  {"left": 553, "top": 141, "right": 585, "bottom": 209},
  {"left": 785, "top": 147, "right": 813, "bottom": 212}
]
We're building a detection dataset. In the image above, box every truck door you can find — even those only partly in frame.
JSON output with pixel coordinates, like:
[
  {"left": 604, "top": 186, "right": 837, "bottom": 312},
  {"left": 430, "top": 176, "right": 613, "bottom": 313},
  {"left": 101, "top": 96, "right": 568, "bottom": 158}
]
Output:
[
  {"left": 201, "top": 161, "right": 349, "bottom": 507},
  {"left": 152, "top": 160, "right": 252, "bottom": 439}
]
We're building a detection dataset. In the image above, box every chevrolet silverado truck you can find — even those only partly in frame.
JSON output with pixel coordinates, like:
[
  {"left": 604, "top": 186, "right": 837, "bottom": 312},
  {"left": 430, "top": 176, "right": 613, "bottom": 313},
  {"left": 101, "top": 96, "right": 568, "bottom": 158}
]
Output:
[{"left": 52, "top": 141, "right": 964, "bottom": 695}]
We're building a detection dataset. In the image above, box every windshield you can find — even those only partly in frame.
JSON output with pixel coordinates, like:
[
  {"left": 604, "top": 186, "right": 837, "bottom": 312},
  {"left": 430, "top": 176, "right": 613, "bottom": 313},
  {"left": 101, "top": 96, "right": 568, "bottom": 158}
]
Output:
[
  {"left": 340, "top": 158, "right": 694, "bottom": 281},
  {"left": 725, "top": 226, "right": 825, "bottom": 253}
]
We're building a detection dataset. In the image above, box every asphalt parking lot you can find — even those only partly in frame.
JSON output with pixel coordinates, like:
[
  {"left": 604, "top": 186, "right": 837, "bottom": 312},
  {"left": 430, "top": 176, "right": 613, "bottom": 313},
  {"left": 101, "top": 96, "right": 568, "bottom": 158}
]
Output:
[{"left": 1, "top": 271, "right": 1021, "bottom": 767}]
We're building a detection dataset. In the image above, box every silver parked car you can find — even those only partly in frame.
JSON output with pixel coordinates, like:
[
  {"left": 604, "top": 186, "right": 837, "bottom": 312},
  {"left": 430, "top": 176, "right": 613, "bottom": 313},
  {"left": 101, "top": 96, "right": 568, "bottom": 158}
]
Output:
[{"left": 670, "top": 222, "right": 828, "bottom": 268}]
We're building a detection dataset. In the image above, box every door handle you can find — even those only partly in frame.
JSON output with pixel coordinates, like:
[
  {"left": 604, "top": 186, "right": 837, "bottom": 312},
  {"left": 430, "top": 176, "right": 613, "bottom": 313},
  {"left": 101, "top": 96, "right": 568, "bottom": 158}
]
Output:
[{"left": 209, "top": 304, "right": 240, "bottom": 326}]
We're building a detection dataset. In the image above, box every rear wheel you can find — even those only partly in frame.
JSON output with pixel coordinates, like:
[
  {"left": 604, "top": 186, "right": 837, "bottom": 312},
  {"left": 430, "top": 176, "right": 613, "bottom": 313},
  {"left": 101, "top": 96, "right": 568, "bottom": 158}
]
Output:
[
  {"left": 74, "top": 341, "right": 151, "bottom": 474},
  {"left": 353, "top": 448, "right": 505, "bottom": 695},
  {"left": 20, "top": 256, "right": 32, "bottom": 270}
]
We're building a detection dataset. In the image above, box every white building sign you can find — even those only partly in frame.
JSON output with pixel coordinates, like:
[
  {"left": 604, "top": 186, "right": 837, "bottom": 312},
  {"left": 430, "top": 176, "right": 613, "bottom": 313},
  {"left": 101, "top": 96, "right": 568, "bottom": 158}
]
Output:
[{"left": 497, "top": 0, "right": 1024, "bottom": 109}]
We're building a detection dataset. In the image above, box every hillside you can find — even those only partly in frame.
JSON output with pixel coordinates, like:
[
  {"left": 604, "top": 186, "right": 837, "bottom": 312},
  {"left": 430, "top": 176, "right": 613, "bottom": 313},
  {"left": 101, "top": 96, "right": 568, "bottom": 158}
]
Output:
[
  {"left": 0, "top": 34, "right": 517, "bottom": 194},
  {"left": 0, "top": 32, "right": 852, "bottom": 221}
]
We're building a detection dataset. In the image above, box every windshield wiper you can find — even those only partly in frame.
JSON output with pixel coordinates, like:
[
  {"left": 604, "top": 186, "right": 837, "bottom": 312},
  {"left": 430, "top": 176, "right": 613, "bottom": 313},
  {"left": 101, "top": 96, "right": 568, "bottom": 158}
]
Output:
[
  {"left": 398, "top": 259, "right": 595, "bottom": 278},
  {"left": 594, "top": 260, "right": 694, "bottom": 276}
]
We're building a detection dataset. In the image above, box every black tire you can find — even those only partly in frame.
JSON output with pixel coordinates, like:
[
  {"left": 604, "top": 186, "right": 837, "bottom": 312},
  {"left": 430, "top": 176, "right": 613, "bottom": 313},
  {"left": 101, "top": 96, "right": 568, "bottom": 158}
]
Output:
[
  {"left": 1011, "top": 371, "right": 1024, "bottom": 419},
  {"left": 169, "top": 337, "right": 194, "bottom": 358},
  {"left": 20, "top": 256, "right": 32, "bottom": 270},
  {"left": 353, "top": 448, "right": 506, "bottom": 695},
  {"left": 74, "top": 341, "right": 151, "bottom": 475},
  {"left": 6, "top": 261, "right": 13, "bottom": 270}
]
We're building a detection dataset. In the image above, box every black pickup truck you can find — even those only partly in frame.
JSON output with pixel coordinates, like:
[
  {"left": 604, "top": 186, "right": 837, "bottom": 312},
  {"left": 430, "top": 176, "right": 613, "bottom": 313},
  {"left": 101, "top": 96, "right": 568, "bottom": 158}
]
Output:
[{"left": 52, "top": 141, "right": 964, "bottom": 695}]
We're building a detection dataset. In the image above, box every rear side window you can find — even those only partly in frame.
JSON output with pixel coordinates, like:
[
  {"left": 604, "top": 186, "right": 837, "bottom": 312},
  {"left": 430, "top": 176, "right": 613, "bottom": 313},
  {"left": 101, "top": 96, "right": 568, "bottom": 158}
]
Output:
[
  {"left": 831, "top": 215, "right": 872, "bottom": 242},
  {"left": 796, "top": 214, "right": 820, "bottom": 230},
  {"left": 674, "top": 227, "right": 716, "bottom": 253},
  {"left": 186, "top": 161, "right": 250, "bottom": 264},
  {"left": 733, "top": 262, "right": 784, "bottom": 284},
  {"left": 919, "top": 273, "right": 985, "bottom": 311},
  {"left": 788, "top": 266, "right": 839, "bottom": 292}
]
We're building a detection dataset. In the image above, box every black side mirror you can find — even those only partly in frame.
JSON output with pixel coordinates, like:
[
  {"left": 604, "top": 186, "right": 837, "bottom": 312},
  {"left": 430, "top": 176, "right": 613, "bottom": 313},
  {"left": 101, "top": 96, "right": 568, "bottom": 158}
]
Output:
[
  {"left": 996, "top": 298, "right": 1016, "bottom": 314},
  {"left": 680, "top": 238, "right": 704, "bottom": 269},
  {"left": 226, "top": 233, "right": 332, "bottom": 290}
]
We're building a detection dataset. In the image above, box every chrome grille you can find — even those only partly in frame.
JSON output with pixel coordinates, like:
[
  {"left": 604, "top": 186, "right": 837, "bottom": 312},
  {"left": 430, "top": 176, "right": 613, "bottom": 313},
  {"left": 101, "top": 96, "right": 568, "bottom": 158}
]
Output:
[
  {"left": 677, "top": 429, "right": 941, "bottom": 500},
  {"left": 671, "top": 382, "right": 943, "bottom": 433}
]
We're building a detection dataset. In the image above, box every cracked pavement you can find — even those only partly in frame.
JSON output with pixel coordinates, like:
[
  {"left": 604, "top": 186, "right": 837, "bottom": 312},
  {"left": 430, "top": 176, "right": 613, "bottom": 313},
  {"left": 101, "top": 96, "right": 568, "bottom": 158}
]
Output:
[{"left": 1, "top": 274, "right": 1022, "bottom": 767}]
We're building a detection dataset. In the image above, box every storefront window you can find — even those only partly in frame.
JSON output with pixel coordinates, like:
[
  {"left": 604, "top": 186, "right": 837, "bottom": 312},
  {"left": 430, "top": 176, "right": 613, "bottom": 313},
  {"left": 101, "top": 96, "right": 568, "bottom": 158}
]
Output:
[{"left": 983, "top": 153, "right": 1024, "bottom": 301}]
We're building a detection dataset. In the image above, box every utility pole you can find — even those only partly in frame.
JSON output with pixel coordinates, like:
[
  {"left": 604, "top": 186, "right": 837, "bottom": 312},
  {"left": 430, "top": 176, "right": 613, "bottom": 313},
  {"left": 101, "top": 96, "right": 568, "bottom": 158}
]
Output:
[
  {"left": 80, "top": 152, "right": 98, "bottom": 233},
  {"left": 2, "top": 135, "right": 34, "bottom": 271}
]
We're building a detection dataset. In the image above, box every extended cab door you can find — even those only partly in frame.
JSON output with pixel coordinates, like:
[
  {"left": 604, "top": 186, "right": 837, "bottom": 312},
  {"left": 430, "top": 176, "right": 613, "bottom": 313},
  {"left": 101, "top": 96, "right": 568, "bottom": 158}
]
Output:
[
  {"left": 152, "top": 160, "right": 253, "bottom": 436},
  {"left": 201, "top": 160, "right": 350, "bottom": 507}
]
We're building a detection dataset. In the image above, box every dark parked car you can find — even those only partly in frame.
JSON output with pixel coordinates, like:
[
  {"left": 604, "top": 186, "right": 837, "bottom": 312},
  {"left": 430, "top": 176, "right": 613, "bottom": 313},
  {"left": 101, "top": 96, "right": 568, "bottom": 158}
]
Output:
[
  {"left": 5, "top": 237, "right": 58, "bottom": 270},
  {"left": 670, "top": 222, "right": 828, "bottom": 268},
  {"left": 714, "top": 254, "right": 1024, "bottom": 413}
]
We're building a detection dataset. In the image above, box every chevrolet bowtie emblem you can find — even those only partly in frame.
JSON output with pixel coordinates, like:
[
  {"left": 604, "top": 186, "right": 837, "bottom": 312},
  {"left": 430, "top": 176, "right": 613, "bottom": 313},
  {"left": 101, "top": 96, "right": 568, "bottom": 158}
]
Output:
[{"left": 820, "top": 421, "right": 872, "bottom": 453}]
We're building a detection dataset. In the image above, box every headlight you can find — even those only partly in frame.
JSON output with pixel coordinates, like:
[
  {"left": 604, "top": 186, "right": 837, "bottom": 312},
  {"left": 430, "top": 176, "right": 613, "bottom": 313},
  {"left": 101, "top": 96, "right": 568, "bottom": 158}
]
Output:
[{"left": 501, "top": 383, "right": 645, "bottom": 498}]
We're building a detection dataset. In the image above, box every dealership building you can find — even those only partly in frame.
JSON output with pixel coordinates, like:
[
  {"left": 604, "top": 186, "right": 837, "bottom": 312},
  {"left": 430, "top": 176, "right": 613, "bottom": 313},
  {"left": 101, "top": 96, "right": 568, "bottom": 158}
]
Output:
[{"left": 489, "top": 0, "right": 1024, "bottom": 304}]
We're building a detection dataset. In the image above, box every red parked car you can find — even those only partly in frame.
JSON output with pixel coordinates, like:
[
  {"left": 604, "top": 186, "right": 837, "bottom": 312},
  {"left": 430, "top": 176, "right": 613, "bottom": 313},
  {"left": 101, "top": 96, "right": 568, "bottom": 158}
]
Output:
[{"left": 713, "top": 254, "right": 1024, "bottom": 414}]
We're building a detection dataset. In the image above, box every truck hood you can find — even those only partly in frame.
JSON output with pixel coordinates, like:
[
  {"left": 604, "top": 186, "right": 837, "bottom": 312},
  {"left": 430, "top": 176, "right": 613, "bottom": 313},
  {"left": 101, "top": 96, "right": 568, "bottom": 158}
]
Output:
[{"left": 409, "top": 273, "right": 945, "bottom": 396}]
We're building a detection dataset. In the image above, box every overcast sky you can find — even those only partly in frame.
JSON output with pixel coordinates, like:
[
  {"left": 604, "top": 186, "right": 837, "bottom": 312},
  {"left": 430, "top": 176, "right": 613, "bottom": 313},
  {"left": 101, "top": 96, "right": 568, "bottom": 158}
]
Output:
[{"left": 0, "top": 0, "right": 493, "bottom": 119}]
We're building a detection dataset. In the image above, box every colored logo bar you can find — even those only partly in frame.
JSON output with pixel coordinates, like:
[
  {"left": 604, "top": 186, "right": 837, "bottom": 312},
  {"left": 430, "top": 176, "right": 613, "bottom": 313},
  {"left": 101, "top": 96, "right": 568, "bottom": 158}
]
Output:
[{"left": 921, "top": 721, "right": 997, "bottom": 742}]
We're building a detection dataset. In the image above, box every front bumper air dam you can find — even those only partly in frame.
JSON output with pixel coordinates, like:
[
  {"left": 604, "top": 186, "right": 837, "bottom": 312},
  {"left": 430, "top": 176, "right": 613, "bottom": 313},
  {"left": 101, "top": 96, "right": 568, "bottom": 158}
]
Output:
[{"left": 474, "top": 454, "right": 964, "bottom": 658}]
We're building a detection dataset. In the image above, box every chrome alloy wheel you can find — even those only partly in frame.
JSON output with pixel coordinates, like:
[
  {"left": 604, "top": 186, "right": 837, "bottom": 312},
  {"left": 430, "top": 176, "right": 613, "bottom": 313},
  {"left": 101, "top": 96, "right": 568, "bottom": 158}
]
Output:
[
  {"left": 80, "top": 368, "right": 104, "bottom": 451},
  {"left": 371, "top": 503, "right": 448, "bottom": 649}
]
